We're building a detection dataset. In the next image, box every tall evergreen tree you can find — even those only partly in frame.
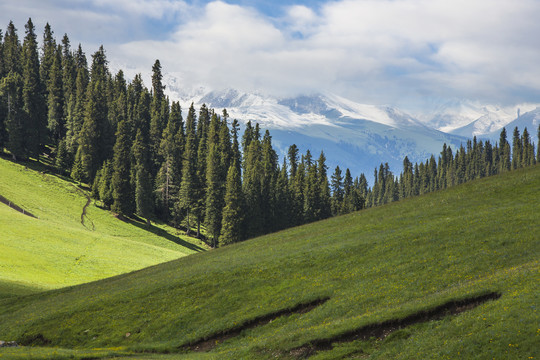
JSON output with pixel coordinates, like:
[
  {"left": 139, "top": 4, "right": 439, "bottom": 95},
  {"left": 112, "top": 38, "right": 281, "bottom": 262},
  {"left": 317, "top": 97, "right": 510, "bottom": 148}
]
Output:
[
  {"left": 220, "top": 161, "right": 244, "bottom": 245},
  {"left": 65, "top": 45, "right": 87, "bottom": 153},
  {"left": 521, "top": 127, "right": 534, "bottom": 167},
  {"left": 156, "top": 100, "right": 183, "bottom": 221},
  {"left": 317, "top": 151, "right": 331, "bottom": 219},
  {"left": 3, "top": 21, "right": 21, "bottom": 75},
  {"left": 331, "top": 165, "right": 344, "bottom": 215},
  {"left": 22, "top": 18, "right": 46, "bottom": 158},
  {"left": 149, "top": 59, "right": 166, "bottom": 175},
  {"left": 133, "top": 128, "right": 153, "bottom": 225},
  {"left": 1, "top": 71, "right": 25, "bottom": 160},
  {"left": 111, "top": 118, "right": 133, "bottom": 216},
  {"left": 274, "top": 158, "right": 291, "bottom": 230},
  {"left": 242, "top": 135, "right": 263, "bottom": 238},
  {"left": 179, "top": 103, "right": 199, "bottom": 236},
  {"left": 72, "top": 46, "right": 110, "bottom": 182},
  {"left": 0, "top": 29, "right": 6, "bottom": 149},
  {"left": 205, "top": 114, "right": 225, "bottom": 247},
  {"left": 499, "top": 127, "right": 511, "bottom": 172},
  {"left": 40, "top": 23, "right": 55, "bottom": 94},
  {"left": 512, "top": 127, "right": 521, "bottom": 169},
  {"left": 47, "top": 44, "right": 64, "bottom": 145}
]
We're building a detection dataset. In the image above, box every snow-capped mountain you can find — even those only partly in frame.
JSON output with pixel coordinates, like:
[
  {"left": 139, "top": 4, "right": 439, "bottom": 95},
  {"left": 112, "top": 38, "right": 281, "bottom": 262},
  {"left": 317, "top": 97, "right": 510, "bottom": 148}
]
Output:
[
  {"left": 169, "top": 88, "right": 467, "bottom": 182},
  {"left": 417, "top": 99, "right": 539, "bottom": 139},
  {"left": 484, "top": 107, "right": 540, "bottom": 141}
]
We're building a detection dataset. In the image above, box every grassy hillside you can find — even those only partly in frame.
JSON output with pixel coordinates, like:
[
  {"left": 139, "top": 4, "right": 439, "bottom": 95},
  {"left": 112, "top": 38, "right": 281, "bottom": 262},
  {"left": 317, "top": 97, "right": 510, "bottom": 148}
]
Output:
[
  {"left": 0, "top": 158, "right": 207, "bottom": 297},
  {"left": 0, "top": 164, "right": 538, "bottom": 359}
]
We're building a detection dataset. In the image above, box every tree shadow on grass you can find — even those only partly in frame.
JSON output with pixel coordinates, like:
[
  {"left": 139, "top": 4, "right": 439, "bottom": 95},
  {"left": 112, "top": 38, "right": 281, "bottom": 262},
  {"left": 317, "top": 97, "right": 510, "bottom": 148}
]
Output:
[
  {"left": 0, "top": 152, "right": 79, "bottom": 187},
  {"left": 124, "top": 215, "right": 207, "bottom": 253}
]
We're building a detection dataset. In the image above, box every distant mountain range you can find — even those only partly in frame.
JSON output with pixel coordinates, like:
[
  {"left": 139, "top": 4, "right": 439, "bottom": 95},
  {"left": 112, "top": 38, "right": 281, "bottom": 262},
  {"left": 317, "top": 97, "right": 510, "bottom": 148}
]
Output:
[{"left": 160, "top": 73, "right": 539, "bottom": 181}]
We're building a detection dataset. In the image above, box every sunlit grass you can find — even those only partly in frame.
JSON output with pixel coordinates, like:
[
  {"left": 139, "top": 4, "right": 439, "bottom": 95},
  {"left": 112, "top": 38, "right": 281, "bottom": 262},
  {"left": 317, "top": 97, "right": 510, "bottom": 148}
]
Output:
[
  {"left": 0, "top": 158, "right": 208, "bottom": 295},
  {"left": 0, "top": 163, "right": 538, "bottom": 359}
]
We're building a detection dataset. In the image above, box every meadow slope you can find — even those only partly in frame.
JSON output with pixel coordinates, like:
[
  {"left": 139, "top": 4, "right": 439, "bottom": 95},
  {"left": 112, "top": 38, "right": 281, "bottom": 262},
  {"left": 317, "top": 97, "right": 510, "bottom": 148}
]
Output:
[
  {"left": 0, "top": 164, "right": 538, "bottom": 359},
  {"left": 0, "top": 158, "right": 207, "bottom": 297}
]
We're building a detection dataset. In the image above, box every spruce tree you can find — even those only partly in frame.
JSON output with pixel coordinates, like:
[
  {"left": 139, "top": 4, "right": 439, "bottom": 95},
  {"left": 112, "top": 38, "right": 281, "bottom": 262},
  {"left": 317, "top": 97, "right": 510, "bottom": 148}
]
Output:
[
  {"left": 47, "top": 45, "right": 64, "bottom": 145},
  {"left": 220, "top": 161, "right": 244, "bottom": 245},
  {"left": 156, "top": 100, "right": 182, "bottom": 221},
  {"left": 65, "top": 47, "right": 87, "bottom": 154},
  {"left": 22, "top": 18, "right": 46, "bottom": 158},
  {"left": 111, "top": 119, "right": 133, "bottom": 216},
  {"left": 499, "top": 127, "right": 511, "bottom": 172},
  {"left": 40, "top": 23, "right": 56, "bottom": 94},
  {"left": 331, "top": 165, "right": 344, "bottom": 215},
  {"left": 261, "top": 130, "right": 278, "bottom": 232},
  {"left": 242, "top": 136, "right": 263, "bottom": 238},
  {"left": 205, "top": 121, "right": 224, "bottom": 247},
  {"left": 303, "top": 152, "right": 319, "bottom": 222},
  {"left": 230, "top": 118, "right": 241, "bottom": 173},
  {"left": 3, "top": 21, "right": 21, "bottom": 75},
  {"left": 0, "top": 29, "right": 5, "bottom": 150},
  {"left": 1, "top": 71, "right": 25, "bottom": 160},
  {"left": 133, "top": 129, "right": 153, "bottom": 225},
  {"left": 55, "top": 137, "right": 72, "bottom": 173},
  {"left": 179, "top": 103, "right": 199, "bottom": 236},
  {"left": 512, "top": 127, "right": 521, "bottom": 169},
  {"left": 317, "top": 151, "right": 331, "bottom": 219},
  {"left": 72, "top": 46, "right": 109, "bottom": 183},
  {"left": 97, "top": 160, "right": 114, "bottom": 209},
  {"left": 521, "top": 127, "right": 534, "bottom": 167},
  {"left": 149, "top": 59, "right": 166, "bottom": 175}
]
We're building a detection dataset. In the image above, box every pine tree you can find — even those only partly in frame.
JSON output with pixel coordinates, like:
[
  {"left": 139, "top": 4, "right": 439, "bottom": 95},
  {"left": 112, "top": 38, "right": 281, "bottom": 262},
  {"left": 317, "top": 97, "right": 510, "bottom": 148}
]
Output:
[
  {"left": 149, "top": 59, "right": 166, "bottom": 175},
  {"left": 22, "top": 18, "right": 46, "bottom": 158},
  {"left": 40, "top": 23, "right": 56, "bottom": 94},
  {"left": 317, "top": 151, "right": 331, "bottom": 219},
  {"left": 65, "top": 46, "right": 87, "bottom": 154},
  {"left": 499, "top": 127, "right": 511, "bottom": 172},
  {"left": 179, "top": 103, "right": 198, "bottom": 236},
  {"left": 521, "top": 127, "right": 534, "bottom": 167},
  {"left": 55, "top": 137, "right": 72, "bottom": 173},
  {"left": 303, "top": 151, "right": 319, "bottom": 222},
  {"left": 47, "top": 45, "right": 64, "bottom": 145},
  {"left": 331, "top": 165, "right": 344, "bottom": 215},
  {"left": 97, "top": 160, "right": 113, "bottom": 209},
  {"left": 511, "top": 127, "right": 521, "bottom": 169},
  {"left": 72, "top": 46, "right": 110, "bottom": 183},
  {"left": 274, "top": 158, "right": 292, "bottom": 230},
  {"left": 1, "top": 71, "right": 25, "bottom": 160},
  {"left": 230, "top": 118, "right": 241, "bottom": 173},
  {"left": 205, "top": 120, "right": 224, "bottom": 247},
  {"left": 242, "top": 136, "right": 263, "bottom": 238},
  {"left": 220, "top": 161, "right": 244, "bottom": 245},
  {"left": 133, "top": 129, "right": 153, "bottom": 225},
  {"left": 0, "top": 29, "right": 6, "bottom": 150},
  {"left": 155, "top": 100, "right": 183, "bottom": 221},
  {"left": 111, "top": 119, "right": 133, "bottom": 216},
  {"left": 261, "top": 130, "right": 278, "bottom": 232},
  {"left": 3, "top": 21, "right": 21, "bottom": 75}
]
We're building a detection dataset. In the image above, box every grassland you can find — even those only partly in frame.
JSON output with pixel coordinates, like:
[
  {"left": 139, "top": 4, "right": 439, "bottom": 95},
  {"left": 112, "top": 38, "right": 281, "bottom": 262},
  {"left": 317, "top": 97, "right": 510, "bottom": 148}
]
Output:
[
  {"left": 0, "top": 157, "right": 207, "bottom": 297},
  {"left": 0, "top": 164, "right": 538, "bottom": 359}
]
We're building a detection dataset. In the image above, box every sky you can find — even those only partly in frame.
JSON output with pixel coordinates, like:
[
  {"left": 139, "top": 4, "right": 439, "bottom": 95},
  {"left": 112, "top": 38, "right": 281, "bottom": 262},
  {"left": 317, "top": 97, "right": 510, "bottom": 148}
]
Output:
[{"left": 2, "top": 0, "right": 540, "bottom": 112}]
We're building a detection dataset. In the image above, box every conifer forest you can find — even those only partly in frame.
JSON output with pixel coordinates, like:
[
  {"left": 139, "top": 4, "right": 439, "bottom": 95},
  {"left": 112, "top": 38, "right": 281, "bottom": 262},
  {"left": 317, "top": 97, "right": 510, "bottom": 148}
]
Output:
[{"left": 1, "top": 19, "right": 538, "bottom": 247}]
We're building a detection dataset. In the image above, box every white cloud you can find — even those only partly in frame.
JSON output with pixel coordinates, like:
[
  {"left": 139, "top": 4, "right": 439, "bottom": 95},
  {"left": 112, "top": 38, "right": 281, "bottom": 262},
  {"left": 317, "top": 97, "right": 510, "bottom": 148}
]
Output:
[{"left": 3, "top": 0, "right": 540, "bottom": 108}]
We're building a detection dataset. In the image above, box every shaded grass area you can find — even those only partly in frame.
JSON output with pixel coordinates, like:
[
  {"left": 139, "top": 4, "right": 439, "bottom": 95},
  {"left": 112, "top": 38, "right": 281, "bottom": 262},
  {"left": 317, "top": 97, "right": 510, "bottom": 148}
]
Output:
[
  {"left": 0, "top": 158, "right": 208, "bottom": 295},
  {"left": 0, "top": 165, "right": 538, "bottom": 359}
]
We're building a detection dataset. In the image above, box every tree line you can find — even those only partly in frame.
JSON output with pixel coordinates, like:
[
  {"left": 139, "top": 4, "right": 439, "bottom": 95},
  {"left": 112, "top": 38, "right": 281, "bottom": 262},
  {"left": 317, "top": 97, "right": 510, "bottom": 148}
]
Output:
[{"left": 0, "top": 19, "right": 538, "bottom": 247}]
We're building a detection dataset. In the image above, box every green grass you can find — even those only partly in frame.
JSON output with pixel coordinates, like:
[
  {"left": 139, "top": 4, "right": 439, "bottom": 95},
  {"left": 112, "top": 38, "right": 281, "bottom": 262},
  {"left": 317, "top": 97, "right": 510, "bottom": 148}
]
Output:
[
  {"left": 0, "top": 158, "right": 208, "bottom": 296},
  {"left": 0, "top": 164, "right": 538, "bottom": 359}
]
